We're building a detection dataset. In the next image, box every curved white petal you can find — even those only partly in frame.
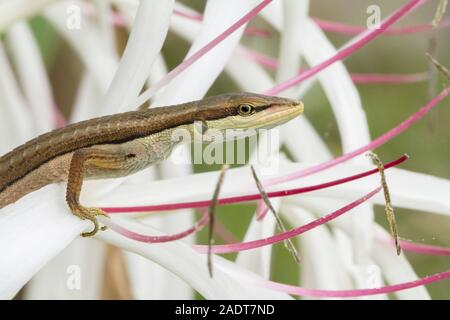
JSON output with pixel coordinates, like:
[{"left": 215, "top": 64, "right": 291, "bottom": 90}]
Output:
[
  {"left": 332, "top": 229, "right": 387, "bottom": 300},
  {"left": 122, "top": 166, "right": 194, "bottom": 299},
  {"left": 372, "top": 226, "right": 430, "bottom": 299},
  {"left": 235, "top": 212, "right": 276, "bottom": 279},
  {"left": 24, "top": 238, "right": 105, "bottom": 299},
  {"left": 275, "top": 0, "right": 309, "bottom": 87},
  {"left": 124, "top": 213, "right": 193, "bottom": 299},
  {"left": 0, "top": 185, "right": 87, "bottom": 299},
  {"left": 147, "top": 54, "right": 169, "bottom": 102},
  {"left": 99, "top": 0, "right": 174, "bottom": 115},
  {"left": 71, "top": 73, "right": 102, "bottom": 122},
  {"left": 281, "top": 204, "right": 352, "bottom": 296},
  {"left": 152, "top": 161, "right": 196, "bottom": 298},
  {"left": 0, "top": 42, "right": 33, "bottom": 151},
  {"left": 97, "top": 218, "right": 292, "bottom": 300},
  {"left": 6, "top": 22, "right": 55, "bottom": 134},
  {"left": 0, "top": 0, "right": 56, "bottom": 32},
  {"left": 93, "top": 0, "right": 116, "bottom": 51}
]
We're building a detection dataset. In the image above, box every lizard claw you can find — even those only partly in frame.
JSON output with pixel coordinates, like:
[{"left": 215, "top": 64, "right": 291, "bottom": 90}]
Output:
[{"left": 72, "top": 206, "right": 109, "bottom": 237}]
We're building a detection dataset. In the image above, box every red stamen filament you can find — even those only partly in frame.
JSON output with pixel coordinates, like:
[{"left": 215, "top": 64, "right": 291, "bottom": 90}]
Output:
[
  {"left": 104, "top": 208, "right": 209, "bottom": 243},
  {"left": 102, "top": 155, "right": 408, "bottom": 214}
]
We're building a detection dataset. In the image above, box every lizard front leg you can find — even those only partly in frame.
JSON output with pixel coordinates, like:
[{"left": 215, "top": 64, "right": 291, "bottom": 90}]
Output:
[{"left": 66, "top": 147, "right": 136, "bottom": 237}]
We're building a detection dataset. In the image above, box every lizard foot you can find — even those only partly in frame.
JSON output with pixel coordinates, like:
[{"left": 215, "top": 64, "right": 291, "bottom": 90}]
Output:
[{"left": 72, "top": 206, "right": 110, "bottom": 237}]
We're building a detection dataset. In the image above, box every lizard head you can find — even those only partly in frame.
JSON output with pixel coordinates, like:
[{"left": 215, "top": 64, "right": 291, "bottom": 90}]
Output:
[{"left": 193, "top": 92, "right": 303, "bottom": 138}]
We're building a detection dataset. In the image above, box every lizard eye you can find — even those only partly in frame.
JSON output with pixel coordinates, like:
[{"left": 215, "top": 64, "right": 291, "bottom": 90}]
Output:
[{"left": 237, "top": 104, "right": 255, "bottom": 116}]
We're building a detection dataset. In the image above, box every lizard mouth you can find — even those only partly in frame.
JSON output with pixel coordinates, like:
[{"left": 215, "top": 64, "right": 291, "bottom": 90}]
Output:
[{"left": 251, "top": 101, "right": 304, "bottom": 129}]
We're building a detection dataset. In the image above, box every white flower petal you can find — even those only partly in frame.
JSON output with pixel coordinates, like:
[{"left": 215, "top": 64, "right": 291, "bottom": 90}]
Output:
[
  {"left": 0, "top": 185, "right": 87, "bottom": 299},
  {"left": 275, "top": 0, "right": 309, "bottom": 87},
  {"left": 124, "top": 214, "right": 193, "bottom": 299},
  {"left": 373, "top": 226, "right": 430, "bottom": 299},
  {"left": 332, "top": 229, "right": 387, "bottom": 299},
  {"left": 0, "top": 41, "right": 34, "bottom": 151},
  {"left": 93, "top": 0, "right": 116, "bottom": 51},
  {"left": 281, "top": 204, "right": 352, "bottom": 294},
  {"left": 123, "top": 167, "right": 194, "bottom": 299},
  {"left": 99, "top": 0, "right": 174, "bottom": 115},
  {"left": 235, "top": 212, "right": 276, "bottom": 279},
  {"left": 147, "top": 54, "right": 169, "bottom": 102},
  {"left": 70, "top": 73, "right": 102, "bottom": 122},
  {"left": 24, "top": 238, "right": 105, "bottom": 299},
  {"left": 97, "top": 217, "right": 292, "bottom": 299},
  {"left": 0, "top": 0, "right": 56, "bottom": 32},
  {"left": 6, "top": 22, "right": 55, "bottom": 134}
]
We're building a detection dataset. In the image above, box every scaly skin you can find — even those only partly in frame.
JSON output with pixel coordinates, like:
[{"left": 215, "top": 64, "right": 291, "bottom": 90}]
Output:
[{"left": 0, "top": 93, "right": 303, "bottom": 236}]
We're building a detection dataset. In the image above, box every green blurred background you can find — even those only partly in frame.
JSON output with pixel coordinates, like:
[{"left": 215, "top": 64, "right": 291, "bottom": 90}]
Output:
[{"left": 27, "top": 0, "right": 449, "bottom": 298}]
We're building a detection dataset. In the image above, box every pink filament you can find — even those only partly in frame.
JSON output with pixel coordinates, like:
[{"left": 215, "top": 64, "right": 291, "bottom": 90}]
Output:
[
  {"left": 98, "top": 6, "right": 271, "bottom": 38},
  {"left": 172, "top": 8, "right": 203, "bottom": 21},
  {"left": 52, "top": 104, "right": 67, "bottom": 128},
  {"left": 265, "top": 0, "right": 428, "bottom": 96},
  {"left": 107, "top": 209, "right": 209, "bottom": 243},
  {"left": 375, "top": 229, "right": 450, "bottom": 257},
  {"left": 172, "top": 6, "right": 450, "bottom": 37},
  {"left": 83, "top": 2, "right": 271, "bottom": 38},
  {"left": 314, "top": 17, "right": 450, "bottom": 36},
  {"left": 256, "top": 200, "right": 270, "bottom": 220},
  {"left": 172, "top": 8, "right": 271, "bottom": 37},
  {"left": 261, "top": 269, "right": 450, "bottom": 298},
  {"left": 399, "top": 241, "right": 450, "bottom": 257},
  {"left": 102, "top": 155, "right": 407, "bottom": 214},
  {"left": 239, "top": 47, "right": 429, "bottom": 84},
  {"left": 109, "top": 7, "right": 271, "bottom": 37},
  {"left": 267, "top": 86, "right": 450, "bottom": 185},
  {"left": 110, "top": 11, "right": 127, "bottom": 27},
  {"left": 202, "top": 210, "right": 450, "bottom": 257},
  {"left": 193, "top": 187, "right": 382, "bottom": 254},
  {"left": 214, "top": 219, "right": 240, "bottom": 244},
  {"left": 350, "top": 72, "right": 428, "bottom": 84},
  {"left": 107, "top": 187, "right": 380, "bottom": 253}
]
